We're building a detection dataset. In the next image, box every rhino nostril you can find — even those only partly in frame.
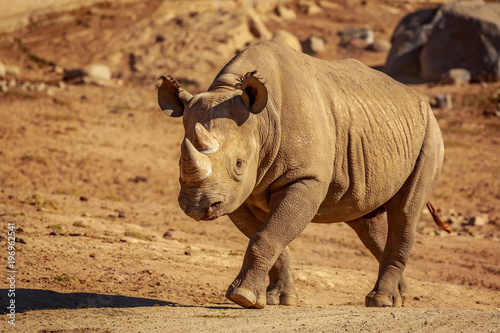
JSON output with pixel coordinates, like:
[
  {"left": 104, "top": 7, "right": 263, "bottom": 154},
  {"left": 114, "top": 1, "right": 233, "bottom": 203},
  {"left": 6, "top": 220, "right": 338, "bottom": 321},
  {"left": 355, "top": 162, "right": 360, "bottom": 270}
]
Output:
[{"left": 210, "top": 201, "right": 222, "bottom": 210}]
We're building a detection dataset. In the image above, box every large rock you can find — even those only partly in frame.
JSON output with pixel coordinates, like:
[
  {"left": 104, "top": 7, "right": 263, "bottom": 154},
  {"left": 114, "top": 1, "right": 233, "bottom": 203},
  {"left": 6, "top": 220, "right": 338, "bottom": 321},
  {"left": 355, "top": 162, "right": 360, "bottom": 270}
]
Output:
[
  {"left": 384, "top": 7, "right": 439, "bottom": 78},
  {"left": 420, "top": 1, "right": 500, "bottom": 82},
  {"left": 384, "top": 1, "right": 500, "bottom": 82}
]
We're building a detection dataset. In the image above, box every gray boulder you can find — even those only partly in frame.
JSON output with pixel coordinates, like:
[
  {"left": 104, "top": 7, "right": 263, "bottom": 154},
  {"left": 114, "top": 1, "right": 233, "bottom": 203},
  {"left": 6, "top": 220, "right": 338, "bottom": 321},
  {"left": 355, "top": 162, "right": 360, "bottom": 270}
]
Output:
[
  {"left": 420, "top": 1, "right": 500, "bottom": 82},
  {"left": 384, "top": 7, "right": 439, "bottom": 78},
  {"left": 384, "top": 1, "right": 500, "bottom": 82}
]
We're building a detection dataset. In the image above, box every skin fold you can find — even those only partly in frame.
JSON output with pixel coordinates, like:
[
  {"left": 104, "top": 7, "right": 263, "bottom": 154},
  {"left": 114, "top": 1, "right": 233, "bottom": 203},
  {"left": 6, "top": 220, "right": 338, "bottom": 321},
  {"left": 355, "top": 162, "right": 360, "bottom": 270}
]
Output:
[{"left": 158, "top": 40, "right": 444, "bottom": 308}]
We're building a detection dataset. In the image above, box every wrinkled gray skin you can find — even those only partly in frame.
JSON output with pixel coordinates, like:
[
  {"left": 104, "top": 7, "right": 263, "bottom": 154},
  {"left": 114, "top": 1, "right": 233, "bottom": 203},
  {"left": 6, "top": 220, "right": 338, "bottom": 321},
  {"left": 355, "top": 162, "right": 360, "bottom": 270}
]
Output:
[{"left": 158, "top": 41, "right": 444, "bottom": 309}]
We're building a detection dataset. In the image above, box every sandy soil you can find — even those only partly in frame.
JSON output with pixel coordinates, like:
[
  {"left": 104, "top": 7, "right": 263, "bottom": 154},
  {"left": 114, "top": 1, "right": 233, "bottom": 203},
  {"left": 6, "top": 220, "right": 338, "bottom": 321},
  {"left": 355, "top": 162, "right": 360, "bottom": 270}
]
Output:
[{"left": 1, "top": 0, "right": 499, "bottom": 332}]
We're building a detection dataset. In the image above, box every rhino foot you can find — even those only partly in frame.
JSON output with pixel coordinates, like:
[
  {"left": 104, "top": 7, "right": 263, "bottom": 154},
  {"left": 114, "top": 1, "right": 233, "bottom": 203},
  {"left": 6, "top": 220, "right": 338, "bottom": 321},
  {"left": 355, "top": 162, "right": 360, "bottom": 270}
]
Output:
[
  {"left": 226, "top": 287, "right": 266, "bottom": 309},
  {"left": 266, "top": 292, "right": 298, "bottom": 306},
  {"left": 266, "top": 278, "right": 298, "bottom": 306},
  {"left": 365, "top": 290, "right": 403, "bottom": 307}
]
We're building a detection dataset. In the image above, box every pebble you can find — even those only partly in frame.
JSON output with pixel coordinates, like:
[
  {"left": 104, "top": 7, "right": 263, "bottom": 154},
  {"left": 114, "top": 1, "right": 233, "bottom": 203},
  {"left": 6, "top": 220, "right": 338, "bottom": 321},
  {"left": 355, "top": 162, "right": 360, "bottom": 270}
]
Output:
[
  {"left": 301, "top": 36, "right": 325, "bottom": 55},
  {"left": 64, "top": 63, "right": 112, "bottom": 81},
  {"left": 6, "top": 65, "right": 20, "bottom": 77},
  {"left": 0, "top": 61, "right": 6, "bottom": 77},
  {"left": 34, "top": 82, "right": 46, "bottom": 92},
  {"left": 275, "top": 5, "right": 297, "bottom": 20},
  {"left": 298, "top": 1, "right": 323, "bottom": 15},
  {"left": 82, "top": 64, "right": 111, "bottom": 80},
  {"left": 272, "top": 30, "right": 302, "bottom": 52},
  {"left": 247, "top": 8, "right": 272, "bottom": 40},
  {"left": 468, "top": 214, "right": 488, "bottom": 227},
  {"left": 434, "top": 93, "right": 452, "bottom": 108},
  {"left": 339, "top": 26, "right": 374, "bottom": 48},
  {"left": 367, "top": 40, "right": 392, "bottom": 52},
  {"left": 442, "top": 68, "right": 471, "bottom": 85}
]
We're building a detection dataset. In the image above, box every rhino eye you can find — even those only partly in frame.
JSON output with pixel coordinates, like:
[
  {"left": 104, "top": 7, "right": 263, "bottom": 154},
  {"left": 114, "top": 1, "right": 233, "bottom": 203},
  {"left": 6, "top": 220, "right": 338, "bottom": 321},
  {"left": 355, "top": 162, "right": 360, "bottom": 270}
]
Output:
[{"left": 236, "top": 159, "right": 243, "bottom": 168}]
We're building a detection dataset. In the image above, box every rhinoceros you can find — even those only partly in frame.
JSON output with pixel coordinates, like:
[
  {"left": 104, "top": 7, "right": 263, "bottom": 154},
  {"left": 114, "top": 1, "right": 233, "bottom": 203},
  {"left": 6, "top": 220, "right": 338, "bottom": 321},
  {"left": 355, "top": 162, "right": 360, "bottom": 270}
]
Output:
[{"left": 158, "top": 40, "right": 449, "bottom": 309}]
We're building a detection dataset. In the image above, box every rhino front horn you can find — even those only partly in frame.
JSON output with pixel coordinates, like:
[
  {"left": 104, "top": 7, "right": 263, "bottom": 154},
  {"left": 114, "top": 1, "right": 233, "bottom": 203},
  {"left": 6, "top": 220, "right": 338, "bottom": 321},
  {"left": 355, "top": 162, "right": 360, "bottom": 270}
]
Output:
[
  {"left": 194, "top": 123, "right": 219, "bottom": 153},
  {"left": 180, "top": 138, "right": 212, "bottom": 183}
]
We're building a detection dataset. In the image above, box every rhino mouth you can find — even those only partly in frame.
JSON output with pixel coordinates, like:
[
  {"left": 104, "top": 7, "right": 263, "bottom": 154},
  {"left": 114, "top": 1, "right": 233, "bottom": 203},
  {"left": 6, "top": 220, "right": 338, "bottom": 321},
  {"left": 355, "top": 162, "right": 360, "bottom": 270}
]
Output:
[{"left": 202, "top": 201, "right": 223, "bottom": 221}]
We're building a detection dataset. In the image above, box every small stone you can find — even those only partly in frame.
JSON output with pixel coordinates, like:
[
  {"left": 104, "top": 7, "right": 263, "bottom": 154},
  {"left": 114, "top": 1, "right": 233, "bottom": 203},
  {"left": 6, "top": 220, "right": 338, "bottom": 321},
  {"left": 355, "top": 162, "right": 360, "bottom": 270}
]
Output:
[
  {"left": 83, "top": 64, "right": 112, "bottom": 80},
  {"left": 54, "top": 66, "right": 64, "bottom": 74},
  {"left": 367, "top": 40, "right": 392, "bottom": 52},
  {"left": 57, "top": 81, "right": 66, "bottom": 89},
  {"left": 301, "top": 36, "right": 325, "bottom": 55},
  {"left": 441, "top": 68, "right": 471, "bottom": 86},
  {"left": 163, "top": 231, "right": 172, "bottom": 238},
  {"left": 275, "top": 5, "right": 297, "bottom": 20},
  {"left": 7, "top": 78, "right": 16, "bottom": 88},
  {"left": 469, "top": 214, "right": 488, "bottom": 227},
  {"left": 0, "top": 83, "right": 8, "bottom": 92},
  {"left": 184, "top": 251, "right": 191, "bottom": 256},
  {"left": 434, "top": 94, "right": 452, "bottom": 109},
  {"left": 6, "top": 65, "right": 20, "bottom": 77},
  {"left": 64, "top": 63, "right": 112, "bottom": 81},
  {"left": 272, "top": 30, "right": 302, "bottom": 52},
  {"left": 118, "top": 213, "right": 126, "bottom": 218},
  {"left": 81, "top": 212, "right": 91, "bottom": 217},
  {"left": 79, "top": 196, "right": 88, "bottom": 202},
  {"left": 339, "top": 26, "right": 374, "bottom": 48},
  {"left": 46, "top": 88, "right": 55, "bottom": 96},
  {"left": 298, "top": 1, "right": 322, "bottom": 15},
  {"left": 247, "top": 8, "right": 272, "bottom": 40},
  {"left": 0, "top": 61, "right": 6, "bottom": 77},
  {"left": 34, "top": 82, "right": 46, "bottom": 92}
]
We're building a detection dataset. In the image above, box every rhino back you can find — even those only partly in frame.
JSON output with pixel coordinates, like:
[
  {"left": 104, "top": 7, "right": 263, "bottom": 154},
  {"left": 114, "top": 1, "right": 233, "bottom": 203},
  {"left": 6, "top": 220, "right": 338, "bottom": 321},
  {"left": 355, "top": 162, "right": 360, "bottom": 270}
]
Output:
[{"left": 212, "top": 41, "right": 432, "bottom": 220}]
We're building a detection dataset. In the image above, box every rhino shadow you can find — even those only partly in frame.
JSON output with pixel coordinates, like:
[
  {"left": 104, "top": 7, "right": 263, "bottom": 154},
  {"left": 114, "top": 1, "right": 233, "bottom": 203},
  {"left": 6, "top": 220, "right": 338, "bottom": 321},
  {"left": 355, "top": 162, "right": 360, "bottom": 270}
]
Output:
[{"left": 0, "top": 289, "right": 233, "bottom": 313}]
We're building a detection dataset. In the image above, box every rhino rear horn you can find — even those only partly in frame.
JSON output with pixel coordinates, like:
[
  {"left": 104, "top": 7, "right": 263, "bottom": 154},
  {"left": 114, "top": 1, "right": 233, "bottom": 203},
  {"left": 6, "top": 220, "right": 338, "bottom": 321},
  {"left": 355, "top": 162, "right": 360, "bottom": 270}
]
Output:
[
  {"left": 194, "top": 123, "right": 220, "bottom": 153},
  {"left": 240, "top": 72, "right": 267, "bottom": 114},
  {"left": 158, "top": 76, "right": 193, "bottom": 117}
]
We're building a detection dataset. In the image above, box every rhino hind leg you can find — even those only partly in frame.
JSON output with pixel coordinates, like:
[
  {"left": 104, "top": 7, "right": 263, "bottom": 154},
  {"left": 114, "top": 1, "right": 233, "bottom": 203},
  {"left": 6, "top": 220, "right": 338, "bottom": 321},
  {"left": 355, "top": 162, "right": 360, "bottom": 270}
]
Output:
[
  {"left": 227, "top": 205, "right": 298, "bottom": 307},
  {"left": 266, "top": 246, "right": 298, "bottom": 306},
  {"left": 346, "top": 212, "right": 409, "bottom": 304},
  {"left": 364, "top": 119, "right": 443, "bottom": 308}
]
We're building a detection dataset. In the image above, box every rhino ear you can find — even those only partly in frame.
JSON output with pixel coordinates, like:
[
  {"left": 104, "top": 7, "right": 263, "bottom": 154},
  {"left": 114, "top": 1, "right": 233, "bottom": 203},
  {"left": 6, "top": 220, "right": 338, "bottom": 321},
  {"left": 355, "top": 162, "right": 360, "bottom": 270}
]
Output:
[
  {"left": 240, "top": 72, "right": 267, "bottom": 114},
  {"left": 158, "top": 76, "right": 193, "bottom": 117}
]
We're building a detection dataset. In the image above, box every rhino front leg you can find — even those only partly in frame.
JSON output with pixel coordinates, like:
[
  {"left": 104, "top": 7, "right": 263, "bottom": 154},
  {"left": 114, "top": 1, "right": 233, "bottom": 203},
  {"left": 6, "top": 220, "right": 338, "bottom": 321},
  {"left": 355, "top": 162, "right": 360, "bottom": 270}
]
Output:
[
  {"left": 346, "top": 212, "right": 409, "bottom": 304},
  {"left": 228, "top": 205, "right": 298, "bottom": 307},
  {"left": 227, "top": 179, "right": 326, "bottom": 309}
]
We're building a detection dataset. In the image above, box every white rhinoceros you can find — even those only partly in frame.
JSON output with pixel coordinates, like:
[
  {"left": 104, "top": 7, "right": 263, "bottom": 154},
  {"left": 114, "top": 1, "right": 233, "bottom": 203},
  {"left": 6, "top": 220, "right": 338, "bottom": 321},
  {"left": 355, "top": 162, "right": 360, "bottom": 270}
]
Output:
[{"left": 158, "top": 40, "right": 449, "bottom": 309}]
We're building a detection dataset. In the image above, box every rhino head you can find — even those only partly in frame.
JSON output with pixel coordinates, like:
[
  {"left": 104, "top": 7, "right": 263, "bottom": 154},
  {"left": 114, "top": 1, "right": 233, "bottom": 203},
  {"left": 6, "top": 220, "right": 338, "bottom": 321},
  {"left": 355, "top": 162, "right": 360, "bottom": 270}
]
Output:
[{"left": 158, "top": 73, "right": 268, "bottom": 221}]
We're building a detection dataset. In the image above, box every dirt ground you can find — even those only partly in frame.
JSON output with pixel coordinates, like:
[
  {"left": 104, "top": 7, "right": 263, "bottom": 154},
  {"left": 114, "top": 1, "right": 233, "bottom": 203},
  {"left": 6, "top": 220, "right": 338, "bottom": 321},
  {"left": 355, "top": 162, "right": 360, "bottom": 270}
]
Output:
[{"left": 1, "top": 0, "right": 499, "bottom": 332}]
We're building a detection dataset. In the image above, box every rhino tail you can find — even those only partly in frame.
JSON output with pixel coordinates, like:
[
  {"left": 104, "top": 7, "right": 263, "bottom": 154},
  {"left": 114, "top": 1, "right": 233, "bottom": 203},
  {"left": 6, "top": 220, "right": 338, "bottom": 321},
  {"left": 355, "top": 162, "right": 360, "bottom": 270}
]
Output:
[{"left": 426, "top": 201, "right": 451, "bottom": 234}]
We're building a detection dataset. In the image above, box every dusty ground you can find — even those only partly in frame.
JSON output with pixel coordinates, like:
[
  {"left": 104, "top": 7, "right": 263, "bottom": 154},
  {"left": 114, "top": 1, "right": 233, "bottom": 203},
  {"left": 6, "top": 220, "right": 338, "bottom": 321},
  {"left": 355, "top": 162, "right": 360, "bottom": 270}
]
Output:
[{"left": 1, "top": 0, "right": 499, "bottom": 332}]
